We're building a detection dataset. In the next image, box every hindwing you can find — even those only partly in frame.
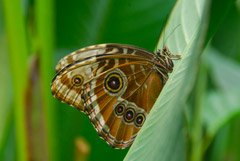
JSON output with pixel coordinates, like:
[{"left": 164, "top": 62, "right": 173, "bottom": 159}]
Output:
[{"left": 51, "top": 44, "right": 165, "bottom": 149}]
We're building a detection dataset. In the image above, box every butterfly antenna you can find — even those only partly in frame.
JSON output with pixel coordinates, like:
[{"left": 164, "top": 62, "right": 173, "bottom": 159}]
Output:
[{"left": 164, "top": 24, "right": 181, "bottom": 46}]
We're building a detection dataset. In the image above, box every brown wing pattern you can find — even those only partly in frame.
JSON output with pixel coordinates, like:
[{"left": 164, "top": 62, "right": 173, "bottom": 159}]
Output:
[
  {"left": 88, "top": 65, "right": 164, "bottom": 148},
  {"left": 51, "top": 44, "right": 165, "bottom": 149},
  {"left": 55, "top": 43, "right": 155, "bottom": 73}
]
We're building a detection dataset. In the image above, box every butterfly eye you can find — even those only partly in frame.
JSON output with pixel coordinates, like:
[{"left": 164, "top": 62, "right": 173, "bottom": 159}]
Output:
[
  {"left": 115, "top": 104, "right": 125, "bottom": 116},
  {"left": 104, "top": 73, "right": 123, "bottom": 93},
  {"left": 124, "top": 108, "right": 135, "bottom": 123},
  {"left": 134, "top": 113, "right": 145, "bottom": 127},
  {"left": 72, "top": 75, "right": 84, "bottom": 86}
]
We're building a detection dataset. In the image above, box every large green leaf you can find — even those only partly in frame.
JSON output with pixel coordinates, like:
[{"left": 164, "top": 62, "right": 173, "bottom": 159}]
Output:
[
  {"left": 56, "top": 0, "right": 176, "bottom": 50},
  {"left": 124, "top": 0, "right": 210, "bottom": 160}
]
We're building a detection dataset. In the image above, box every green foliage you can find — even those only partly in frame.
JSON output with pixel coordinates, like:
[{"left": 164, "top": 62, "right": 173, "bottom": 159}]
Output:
[
  {"left": 1, "top": 0, "right": 29, "bottom": 160},
  {"left": 126, "top": 0, "right": 210, "bottom": 160},
  {"left": 204, "top": 47, "right": 240, "bottom": 137},
  {"left": 0, "top": 0, "right": 240, "bottom": 161}
]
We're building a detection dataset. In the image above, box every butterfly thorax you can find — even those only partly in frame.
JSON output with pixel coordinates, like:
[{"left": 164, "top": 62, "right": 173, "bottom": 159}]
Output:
[{"left": 154, "top": 46, "right": 181, "bottom": 74}]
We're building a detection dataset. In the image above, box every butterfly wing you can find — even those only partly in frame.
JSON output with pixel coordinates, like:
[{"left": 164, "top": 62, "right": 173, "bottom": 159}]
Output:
[
  {"left": 55, "top": 44, "right": 155, "bottom": 73},
  {"left": 51, "top": 44, "right": 165, "bottom": 149}
]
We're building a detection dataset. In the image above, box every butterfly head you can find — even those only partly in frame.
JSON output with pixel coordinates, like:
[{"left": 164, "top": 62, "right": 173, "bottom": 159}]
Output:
[{"left": 155, "top": 46, "right": 181, "bottom": 73}]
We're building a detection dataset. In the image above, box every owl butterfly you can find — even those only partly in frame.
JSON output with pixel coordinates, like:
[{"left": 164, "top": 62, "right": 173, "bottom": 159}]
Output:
[{"left": 51, "top": 43, "right": 181, "bottom": 149}]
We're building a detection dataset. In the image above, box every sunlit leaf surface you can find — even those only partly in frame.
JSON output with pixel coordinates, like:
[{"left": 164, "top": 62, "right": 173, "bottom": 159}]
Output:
[{"left": 125, "top": 0, "right": 210, "bottom": 160}]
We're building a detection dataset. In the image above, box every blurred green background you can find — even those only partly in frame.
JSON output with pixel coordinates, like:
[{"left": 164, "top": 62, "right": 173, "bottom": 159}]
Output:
[{"left": 0, "top": 0, "right": 240, "bottom": 161}]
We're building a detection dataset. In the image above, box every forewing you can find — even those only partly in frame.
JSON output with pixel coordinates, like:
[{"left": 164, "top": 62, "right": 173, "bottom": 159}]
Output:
[
  {"left": 55, "top": 43, "right": 155, "bottom": 73},
  {"left": 51, "top": 44, "right": 164, "bottom": 149}
]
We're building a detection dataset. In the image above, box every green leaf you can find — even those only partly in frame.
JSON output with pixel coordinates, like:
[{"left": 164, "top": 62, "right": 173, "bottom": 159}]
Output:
[
  {"left": 56, "top": 0, "right": 177, "bottom": 50},
  {"left": 208, "top": 47, "right": 240, "bottom": 97},
  {"left": 205, "top": 0, "right": 235, "bottom": 45},
  {"left": 208, "top": 125, "right": 230, "bottom": 161},
  {"left": 1, "top": 0, "right": 29, "bottom": 160},
  {"left": 203, "top": 91, "right": 240, "bottom": 136},
  {"left": 124, "top": 0, "right": 210, "bottom": 160},
  {"left": 0, "top": 17, "right": 13, "bottom": 159},
  {"left": 203, "top": 47, "right": 240, "bottom": 136}
]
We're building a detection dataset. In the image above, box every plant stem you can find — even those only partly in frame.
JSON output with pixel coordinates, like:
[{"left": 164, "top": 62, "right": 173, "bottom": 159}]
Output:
[
  {"left": 35, "top": 0, "right": 56, "bottom": 160},
  {"left": 190, "top": 56, "right": 207, "bottom": 161},
  {"left": 1, "top": 0, "right": 29, "bottom": 160}
]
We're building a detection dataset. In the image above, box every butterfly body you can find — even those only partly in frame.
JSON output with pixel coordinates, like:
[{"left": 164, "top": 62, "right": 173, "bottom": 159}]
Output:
[{"left": 51, "top": 44, "right": 180, "bottom": 149}]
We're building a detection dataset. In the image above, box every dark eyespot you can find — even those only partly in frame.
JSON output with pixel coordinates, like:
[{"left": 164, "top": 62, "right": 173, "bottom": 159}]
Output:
[
  {"left": 115, "top": 104, "right": 125, "bottom": 116},
  {"left": 72, "top": 75, "right": 83, "bottom": 86},
  {"left": 124, "top": 108, "right": 135, "bottom": 123},
  {"left": 134, "top": 113, "right": 145, "bottom": 127},
  {"left": 108, "top": 76, "right": 120, "bottom": 89},
  {"left": 104, "top": 73, "right": 123, "bottom": 93}
]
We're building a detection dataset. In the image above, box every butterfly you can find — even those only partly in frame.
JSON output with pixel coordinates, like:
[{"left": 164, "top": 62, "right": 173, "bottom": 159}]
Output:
[{"left": 51, "top": 43, "right": 181, "bottom": 149}]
